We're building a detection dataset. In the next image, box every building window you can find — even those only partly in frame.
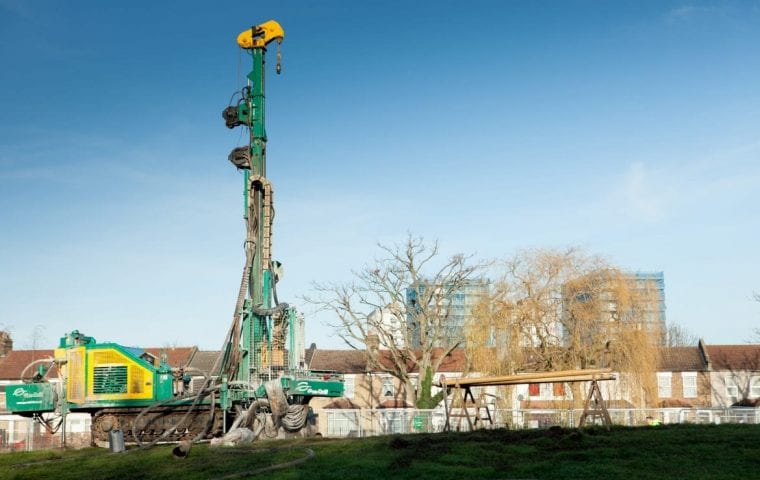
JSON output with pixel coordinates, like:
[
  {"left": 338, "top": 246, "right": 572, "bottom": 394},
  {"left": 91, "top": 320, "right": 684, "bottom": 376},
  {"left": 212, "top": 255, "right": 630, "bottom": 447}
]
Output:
[
  {"left": 382, "top": 377, "right": 395, "bottom": 397},
  {"left": 343, "top": 375, "right": 355, "bottom": 399},
  {"left": 682, "top": 373, "right": 697, "bottom": 398},
  {"left": 553, "top": 383, "right": 565, "bottom": 397},
  {"left": 726, "top": 377, "right": 739, "bottom": 400},
  {"left": 752, "top": 377, "right": 760, "bottom": 398},
  {"left": 657, "top": 373, "right": 672, "bottom": 398},
  {"left": 528, "top": 383, "right": 540, "bottom": 397}
]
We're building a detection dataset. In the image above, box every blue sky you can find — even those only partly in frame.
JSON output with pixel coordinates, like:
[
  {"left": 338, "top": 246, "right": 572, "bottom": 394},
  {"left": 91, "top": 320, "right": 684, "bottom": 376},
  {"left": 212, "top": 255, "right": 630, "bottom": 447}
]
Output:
[{"left": 0, "top": 1, "right": 758, "bottom": 350}]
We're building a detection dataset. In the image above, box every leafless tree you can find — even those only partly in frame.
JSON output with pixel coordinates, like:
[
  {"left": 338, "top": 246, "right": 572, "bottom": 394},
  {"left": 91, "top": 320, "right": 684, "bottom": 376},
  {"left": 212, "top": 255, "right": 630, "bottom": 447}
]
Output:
[
  {"left": 665, "top": 321, "right": 699, "bottom": 347},
  {"left": 466, "top": 248, "right": 662, "bottom": 407},
  {"left": 307, "top": 235, "right": 486, "bottom": 408},
  {"left": 25, "top": 324, "right": 47, "bottom": 351}
]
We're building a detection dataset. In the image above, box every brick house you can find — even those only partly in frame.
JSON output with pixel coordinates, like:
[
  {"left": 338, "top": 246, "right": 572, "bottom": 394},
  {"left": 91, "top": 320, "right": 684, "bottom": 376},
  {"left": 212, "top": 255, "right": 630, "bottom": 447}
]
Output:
[
  {"left": 308, "top": 348, "right": 467, "bottom": 410},
  {"left": 307, "top": 347, "right": 466, "bottom": 436},
  {"left": 704, "top": 343, "right": 760, "bottom": 407},
  {"left": 655, "top": 342, "right": 711, "bottom": 408},
  {"left": 309, "top": 341, "right": 760, "bottom": 415},
  {"left": 652, "top": 341, "right": 760, "bottom": 412}
]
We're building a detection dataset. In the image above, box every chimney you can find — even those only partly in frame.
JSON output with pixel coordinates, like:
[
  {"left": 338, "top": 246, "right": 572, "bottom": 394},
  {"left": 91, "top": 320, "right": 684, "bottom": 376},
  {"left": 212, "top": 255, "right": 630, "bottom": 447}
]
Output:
[
  {"left": 366, "top": 332, "right": 380, "bottom": 354},
  {"left": 0, "top": 331, "right": 12, "bottom": 358},
  {"left": 304, "top": 343, "right": 317, "bottom": 367},
  {"left": 698, "top": 338, "right": 711, "bottom": 370}
]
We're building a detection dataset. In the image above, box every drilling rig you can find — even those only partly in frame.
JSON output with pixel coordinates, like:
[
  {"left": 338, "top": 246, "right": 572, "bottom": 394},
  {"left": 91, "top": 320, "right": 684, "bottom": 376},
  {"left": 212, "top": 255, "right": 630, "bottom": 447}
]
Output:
[{"left": 5, "top": 20, "right": 344, "bottom": 445}]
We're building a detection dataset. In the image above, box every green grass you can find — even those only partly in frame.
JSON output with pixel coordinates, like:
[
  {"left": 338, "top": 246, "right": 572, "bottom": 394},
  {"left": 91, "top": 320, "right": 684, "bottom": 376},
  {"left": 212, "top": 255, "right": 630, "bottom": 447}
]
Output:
[{"left": 2, "top": 424, "right": 760, "bottom": 479}]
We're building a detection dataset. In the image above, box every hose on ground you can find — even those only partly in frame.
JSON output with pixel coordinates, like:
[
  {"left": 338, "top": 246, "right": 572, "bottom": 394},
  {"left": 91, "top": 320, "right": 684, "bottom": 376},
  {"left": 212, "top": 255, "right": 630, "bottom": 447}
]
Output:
[
  {"left": 193, "top": 389, "right": 217, "bottom": 443},
  {"left": 281, "top": 405, "right": 309, "bottom": 432},
  {"left": 133, "top": 378, "right": 218, "bottom": 449},
  {"left": 213, "top": 447, "right": 315, "bottom": 480}
]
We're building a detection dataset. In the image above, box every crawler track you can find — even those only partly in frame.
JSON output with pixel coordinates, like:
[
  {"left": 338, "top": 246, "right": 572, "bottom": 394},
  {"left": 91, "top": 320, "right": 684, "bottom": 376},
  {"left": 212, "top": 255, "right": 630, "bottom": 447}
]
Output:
[{"left": 91, "top": 406, "right": 223, "bottom": 444}]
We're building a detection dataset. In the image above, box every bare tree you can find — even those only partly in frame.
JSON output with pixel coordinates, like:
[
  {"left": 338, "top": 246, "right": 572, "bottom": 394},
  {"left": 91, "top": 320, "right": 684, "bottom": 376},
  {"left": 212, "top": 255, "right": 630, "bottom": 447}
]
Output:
[
  {"left": 307, "top": 235, "right": 485, "bottom": 408},
  {"left": 25, "top": 324, "right": 47, "bottom": 351},
  {"left": 466, "top": 248, "right": 662, "bottom": 407},
  {"left": 665, "top": 321, "right": 699, "bottom": 347}
]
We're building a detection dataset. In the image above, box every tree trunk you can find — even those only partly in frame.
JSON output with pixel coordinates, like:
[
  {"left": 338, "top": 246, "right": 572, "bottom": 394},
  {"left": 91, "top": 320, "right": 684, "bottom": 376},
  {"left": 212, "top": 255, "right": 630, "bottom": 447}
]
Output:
[{"left": 416, "top": 367, "right": 444, "bottom": 408}]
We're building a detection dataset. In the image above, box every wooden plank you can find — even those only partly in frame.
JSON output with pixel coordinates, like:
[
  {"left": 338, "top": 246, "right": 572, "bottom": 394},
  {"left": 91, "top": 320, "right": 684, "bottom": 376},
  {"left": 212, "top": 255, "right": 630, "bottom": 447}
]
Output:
[
  {"left": 438, "top": 368, "right": 613, "bottom": 388},
  {"left": 441, "top": 373, "right": 616, "bottom": 388}
]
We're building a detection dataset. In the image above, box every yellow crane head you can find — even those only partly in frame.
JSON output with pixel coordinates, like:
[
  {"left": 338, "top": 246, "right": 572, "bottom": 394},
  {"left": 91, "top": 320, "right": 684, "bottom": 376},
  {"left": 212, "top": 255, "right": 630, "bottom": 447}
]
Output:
[{"left": 237, "top": 20, "right": 284, "bottom": 49}]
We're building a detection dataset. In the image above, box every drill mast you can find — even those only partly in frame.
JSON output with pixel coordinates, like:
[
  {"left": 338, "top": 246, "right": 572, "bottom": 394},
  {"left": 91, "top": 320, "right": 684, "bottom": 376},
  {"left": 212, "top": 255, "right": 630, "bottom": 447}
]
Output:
[
  {"left": 6, "top": 21, "right": 343, "bottom": 444},
  {"left": 221, "top": 20, "right": 290, "bottom": 387}
]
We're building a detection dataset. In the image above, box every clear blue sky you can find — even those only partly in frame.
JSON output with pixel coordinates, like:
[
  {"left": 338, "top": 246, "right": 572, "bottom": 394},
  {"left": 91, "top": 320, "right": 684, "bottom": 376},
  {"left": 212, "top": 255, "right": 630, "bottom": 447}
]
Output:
[{"left": 1, "top": 1, "right": 758, "bottom": 350}]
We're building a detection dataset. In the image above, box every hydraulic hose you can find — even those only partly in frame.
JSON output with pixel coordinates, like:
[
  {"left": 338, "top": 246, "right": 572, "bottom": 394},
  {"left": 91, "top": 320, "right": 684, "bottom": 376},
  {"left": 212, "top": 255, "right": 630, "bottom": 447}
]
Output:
[
  {"left": 281, "top": 405, "right": 309, "bottom": 432},
  {"left": 133, "top": 379, "right": 218, "bottom": 449},
  {"left": 251, "top": 302, "right": 289, "bottom": 317},
  {"left": 19, "top": 358, "right": 55, "bottom": 382}
]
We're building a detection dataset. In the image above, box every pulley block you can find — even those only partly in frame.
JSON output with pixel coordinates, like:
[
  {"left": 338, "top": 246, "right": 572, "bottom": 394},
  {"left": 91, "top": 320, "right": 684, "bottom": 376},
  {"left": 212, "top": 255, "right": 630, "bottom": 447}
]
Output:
[
  {"left": 228, "top": 147, "right": 251, "bottom": 169},
  {"left": 222, "top": 106, "right": 243, "bottom": 129}
]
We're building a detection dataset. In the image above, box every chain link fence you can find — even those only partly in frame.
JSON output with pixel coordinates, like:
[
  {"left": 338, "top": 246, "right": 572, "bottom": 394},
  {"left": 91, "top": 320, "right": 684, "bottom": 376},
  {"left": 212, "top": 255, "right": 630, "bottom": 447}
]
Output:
[
  {"left": 2, "top": 407, "right": 758, "bottom": 451},
  {"left": 0, "top": 414, "right": 91, "bottom": 452},
  {"left": 317, "top": 407, "right": 760, "bottom": 438}
]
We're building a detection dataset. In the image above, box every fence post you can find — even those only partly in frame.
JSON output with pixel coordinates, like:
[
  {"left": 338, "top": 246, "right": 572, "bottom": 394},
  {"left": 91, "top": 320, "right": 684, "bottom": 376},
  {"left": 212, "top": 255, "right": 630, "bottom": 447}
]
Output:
[{"left": 27, "top": 417, "right": 32, "bottom": 452}]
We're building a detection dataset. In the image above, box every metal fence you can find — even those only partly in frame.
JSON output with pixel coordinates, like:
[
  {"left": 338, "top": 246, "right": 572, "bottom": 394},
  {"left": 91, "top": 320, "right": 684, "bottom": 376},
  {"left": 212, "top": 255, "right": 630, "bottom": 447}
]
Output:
[
  {"left": 318, "top": 407, "right": 760, "bottom": 438},
  {"left": 0, "top": 414, "right": 91, "bottom": 452},
  {"left": 3, "top": 407, "right": 758, "bottom": 451}
]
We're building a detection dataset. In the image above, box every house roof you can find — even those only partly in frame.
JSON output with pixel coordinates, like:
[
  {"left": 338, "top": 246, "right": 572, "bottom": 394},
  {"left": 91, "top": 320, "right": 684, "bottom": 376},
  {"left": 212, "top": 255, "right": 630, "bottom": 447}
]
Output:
[
  {"left": 308, "top": 348, "right": 468, "bottom": 374},
  {"left": 373, "top": 347, "right": 466, "bottom": 373},
  {"left": 704, "top": 344, "right": 760, "bottom": 371},
  {"left": 658, "top": 347, "right": 707, "bottom": 371},
  {"left": 0, "top": 350, "right": 57, "bottom": 381},
  {"left": 185, "top": 350, "right": 221, "bottom": 375},
  {"left": 0, "top": 346, "right": 196, "bottom": 381},
  {"left": 143, "top": 347, "right": 197, "bottom": 368},
  {"left": 732, "top": 397, "right": 760, "bottom": 407},
  {"left": 377, "top": 399, "right": 415, "bottom": 409},
  {"left": 322, "top": 398, "right": 362, "bottom": 409},
  {"left": 659, "top": 398, "right": 695, "bottom": 408},
  {"left": 434, "top": 349, "right": 468, "bottom": 372},
  {"left": 309, "top": 349, "right": 367, "bottom": 373},
  {"left": 309, "top": 343, "right": 760, "bottom": 376}
]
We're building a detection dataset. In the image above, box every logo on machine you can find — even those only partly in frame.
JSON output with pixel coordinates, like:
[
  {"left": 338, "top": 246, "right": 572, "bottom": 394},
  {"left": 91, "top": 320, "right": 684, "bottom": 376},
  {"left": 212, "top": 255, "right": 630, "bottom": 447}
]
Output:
[
  {"left": 294, "top": 381, "right": 328, "bottom": 396},
  {"left": 13, "top": 387, "right": 43, "bottom": 399},
  {"left": 11, "top": 387, "right": 45, "bottom": 405}
]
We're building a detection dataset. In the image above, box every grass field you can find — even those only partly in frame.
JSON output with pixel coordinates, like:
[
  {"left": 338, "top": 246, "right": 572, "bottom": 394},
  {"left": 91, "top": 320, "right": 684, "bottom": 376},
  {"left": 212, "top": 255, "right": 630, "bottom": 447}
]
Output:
[{"left": 2, "top": 424, "right": 759, "bottom": 480}]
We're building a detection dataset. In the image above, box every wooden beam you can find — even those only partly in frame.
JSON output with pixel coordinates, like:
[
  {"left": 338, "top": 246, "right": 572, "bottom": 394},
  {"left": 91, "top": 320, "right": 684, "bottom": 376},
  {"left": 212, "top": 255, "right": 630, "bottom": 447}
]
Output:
[{"left": 439, "top": 369, "right": 615, "bottom": 388}]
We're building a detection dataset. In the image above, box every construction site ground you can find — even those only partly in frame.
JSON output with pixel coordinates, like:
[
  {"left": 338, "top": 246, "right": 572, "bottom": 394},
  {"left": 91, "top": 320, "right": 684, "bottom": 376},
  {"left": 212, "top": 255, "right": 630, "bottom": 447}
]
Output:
[{"left": 1, "top": 423, "right": 758, "bottom": 479}]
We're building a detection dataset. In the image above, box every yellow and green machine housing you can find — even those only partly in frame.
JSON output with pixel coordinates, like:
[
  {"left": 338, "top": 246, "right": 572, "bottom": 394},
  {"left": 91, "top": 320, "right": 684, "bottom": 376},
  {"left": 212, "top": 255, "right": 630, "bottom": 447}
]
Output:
[
  {"left": 7, "top": 326, "right": 343, "bottom": 415},
  {"left": 7, "top": 330, "right": 177, "bottom": 413}
]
